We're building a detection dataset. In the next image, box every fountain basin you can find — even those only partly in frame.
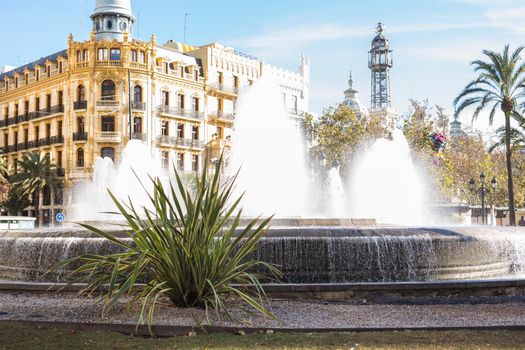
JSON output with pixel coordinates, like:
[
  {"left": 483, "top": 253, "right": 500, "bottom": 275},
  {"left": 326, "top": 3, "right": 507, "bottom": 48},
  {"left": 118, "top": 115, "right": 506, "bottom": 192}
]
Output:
[{"left": 0, "top": 226, "right": 523, "bottom": 283}]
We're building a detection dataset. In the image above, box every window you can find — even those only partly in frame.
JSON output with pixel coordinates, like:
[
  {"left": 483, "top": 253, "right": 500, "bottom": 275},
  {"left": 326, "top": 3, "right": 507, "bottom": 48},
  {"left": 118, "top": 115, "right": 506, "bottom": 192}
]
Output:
[
  {"left": 101, "top": 80, "right": 116, "bottom": 100},
  {"left": 192, "top": 97, "right": 199, "bottom": 112},
  {"left": 58, "top": 121, "right": 63, "bottom": 137},
  {"left": 46, "top": 66, "right": 50, "bottom": 78},
  {"left": 292, "top": 95, "right": 298, "bottom": 113},
  {"left": 77, "top": 117, "right": 85, "bottom": 133},
  {"left": 282, "top": 93, "right": 286, "bottom": 108},
  {"left": 133, "top": 85, "right": 142, "bottom": 102},
  {"left": 130, "top": 50, "right": 137, "bottom": 62},
  {"left": 177, "top": 94, "right": 184, "bottom": 109},
  {"left": 24, "top": 101, "right": 29, "bottom": 116},
  {"left": 77, "top": 148, "right": 85, "bottom": 167},
  {"left": 97, "top": 48, "right": 108, "bottom": 61},
  {"left": 23, "top": 129, "right": 28, "bottom": 144},
  {"left": 35, "top": 97, "right": 40, "bottom": 111},
  {"left": 3, "top": 108, "right": 7, "bottom": 121},
  {"left": 177, "top": 153, "right": 184, "bottom": 171},
  {"left": 101, "top": 116, "right": 115, "bottom": 132},
  {"left": 161, "top": 151, "right": 169, "bottom": 169},
  {"left": 110, "top": 48, "right": 121, "bottom": 61},
  {"left": 57, "top": 150, "right": 63, "bottom": 168},
  {"left": 77, "top": 85, "right": 85, "bottom": 101},
  {"left": 46, "top": 94, "right": 52, "bottom": 111},
  {"left": 133, "top": 117, "right": 142, "bottom": 133},
  {"left": 59, "top": 62, "right": 63, "bottom": 74},
  {"left": 36, "top": 69, "right": 40, "bottom": 81},
  {"left": 14, "top": 104, "right": 18, "bottom": 117},
  {"left": 46, "top": 124, "right": 51, "bottom": 139},
  {"left": 218, "top": 72, "right": 223, "bottom": 84},
  {"left": 83, "top": 49, "right": 89, "bottom": 62},
  {"left": 194, "top": 70, "right": 199, "bottom": 81},
  {"left": 101, "top": 147, "right": 115, "bottom": 161},
  {"left": 161, "top": 120, "right": 169, "bottom": 136},
  {"left": 192, "top": 154, "right": 199, "bottom": 172},
  {"left": 139, "top": 51, "right": 145, "bottom": 63},
  {"left": 77, "top": 51, "right": 82, "bottom": 63},
  {"left": 191, "top": 125, "right": 199, "bottom": 140},
  {"left": 177, "top": 123, "right": 184, "bottom": 138},
  {"left": 234, "top": 76, "right": 239, "bottom": 88},
  {"left": 58, "top": 91, "right": 63, "bottom": 106},
  {"left": 34, "top": 126, "right": 39, "bottom": 140},
  {"left": 162, "top": 91, "right": 169, "bottom": 106}
]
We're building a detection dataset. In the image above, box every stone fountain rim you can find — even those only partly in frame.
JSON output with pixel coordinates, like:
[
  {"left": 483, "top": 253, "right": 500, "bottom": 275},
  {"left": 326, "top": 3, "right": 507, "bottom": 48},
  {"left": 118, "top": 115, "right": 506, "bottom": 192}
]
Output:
[{"left": 0, "top": 225, "right": 523, "bottom": 239}]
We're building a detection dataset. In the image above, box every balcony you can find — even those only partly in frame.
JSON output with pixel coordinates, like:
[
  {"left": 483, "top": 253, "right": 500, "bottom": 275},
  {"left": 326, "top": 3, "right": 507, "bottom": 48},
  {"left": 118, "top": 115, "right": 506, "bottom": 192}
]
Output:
[
  {"left": 7, "top": 145, "right": 16, "bottom": 153},
  {"left": 129, "top": 62, "right": 148, "bottom": 69},
  {"left": 17, "top": 142, "right": 27, "bottom": 151},
  {"left": 206, "top": 138, "right": 232, "bottom": 160},
  {"left": 29, "top": 105, "right": 64, "bottom": 121},
  {"left": 157, "top": 105, "right": 205, "bottom": 121},
  {"left": 73, "top": 132, "right": 88, "bottom": 141},
  {"left": 0, "top": 120, "right": 5, "bottom": 128},
  {"left": 27, "top": 140, "right": 37, "bottom": 149},
  {"left": 17, "top": 114, "right": 29, "bottom": 123},
  {"left": 131, "top": 101, "right": 146, "bottom": 111},
  {"left": 96, "top": 132, "right": 121, "bottom": 143},
  {"left": 96, "top": 60, "right": 123, "bottom": 67},
  {"left": 7, "top": 118, "right": 16, "bottom": 126},
  {"left": 74, "top": 100, "right": 88, "bottom": 110},
  {"left": 50, "top": 135, "right": 64, "bottom": 145},
  {"left": 38, "top": 138, "right": 50, "bottom": 147},
  {"left": 156, "top": 135, "right": 176, "bottom": 147},
  {"left": 208, "top": 82, "right": 238, "bottom": 98},
  {"left": 96, "top": 100, "right": 120, "bottom": 110},
  {"left": 208, "top": 111, "right": 235, "bottom": 126},
  {"left": 130, "top": 132, "right": 146, "bottom": 141},
  {"left": 75, "top": 62, "right": 89, "bottom": 69},
  {"left": 175, "top": 138, "right": 205, "bottom": 149}
]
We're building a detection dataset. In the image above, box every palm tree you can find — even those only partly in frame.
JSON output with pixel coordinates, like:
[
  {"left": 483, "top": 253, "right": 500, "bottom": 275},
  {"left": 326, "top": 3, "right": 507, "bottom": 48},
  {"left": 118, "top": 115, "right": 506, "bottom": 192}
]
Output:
[
  {"left": 454, "top": 45, "right": 525, "bottom": 226},
  {"left": 11, "top": 152, "right": 62, "bottom": 226}
]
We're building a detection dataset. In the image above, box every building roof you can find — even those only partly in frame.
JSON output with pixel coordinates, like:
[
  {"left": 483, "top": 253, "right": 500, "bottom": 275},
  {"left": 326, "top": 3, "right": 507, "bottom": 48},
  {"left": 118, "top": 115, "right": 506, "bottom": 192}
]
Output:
[
  {"left": 342, "top": 72, "right": 369, "bottom": 119},
  {"left": 0, "top": 49, "right": 67, "bottom": 81},
  {"left": 92, "top": 0, "right": 134, "bottom": 19}
]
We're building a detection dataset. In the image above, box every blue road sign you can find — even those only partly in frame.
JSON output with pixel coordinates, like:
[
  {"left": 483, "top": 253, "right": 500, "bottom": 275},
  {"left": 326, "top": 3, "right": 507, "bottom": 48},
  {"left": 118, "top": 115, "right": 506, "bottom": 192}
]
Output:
[{"left": 56, "top": 213, "right": 65, "bottom": 223}]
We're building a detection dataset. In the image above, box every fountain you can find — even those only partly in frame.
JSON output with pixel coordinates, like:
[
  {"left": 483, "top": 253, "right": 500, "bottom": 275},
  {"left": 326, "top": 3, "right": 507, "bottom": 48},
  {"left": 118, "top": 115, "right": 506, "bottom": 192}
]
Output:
[
  {"left": 229, "top": 76, "right": 309, "bottom": 217},
  {"left": 348, "top": 130, "right": 426, "bottom": 225},
  {"left": 0, "top": 74, "right": 524, "bottom": 286}
]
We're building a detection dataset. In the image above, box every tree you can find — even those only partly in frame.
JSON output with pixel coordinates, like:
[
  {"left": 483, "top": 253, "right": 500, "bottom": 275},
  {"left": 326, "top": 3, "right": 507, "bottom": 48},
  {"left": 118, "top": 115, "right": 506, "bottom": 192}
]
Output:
[
  {"left": 307, "top": 103, "right": 386, "bottom": 174},
  {"left": 0, "top": 157, "right": 9, "bottom": 209},
  {"left": 454, "top": 45, "right": 525, "bottom": 225},
  {"left": 10, "top": 152, "right": 62, "bottom": 225}
]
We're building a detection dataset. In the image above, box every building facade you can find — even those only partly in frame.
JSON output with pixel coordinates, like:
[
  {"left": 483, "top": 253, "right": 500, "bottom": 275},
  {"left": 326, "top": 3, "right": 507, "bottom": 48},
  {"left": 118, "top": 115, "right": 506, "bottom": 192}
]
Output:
[{"left": 0, "top": 0, "right": 309, "bottom": 224}]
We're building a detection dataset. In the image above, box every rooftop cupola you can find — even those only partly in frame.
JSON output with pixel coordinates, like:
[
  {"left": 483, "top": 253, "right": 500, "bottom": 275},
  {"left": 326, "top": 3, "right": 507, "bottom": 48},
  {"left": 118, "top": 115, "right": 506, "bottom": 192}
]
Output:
[{"left": 91, "top": 0, "right": 135, "bottom": 41}]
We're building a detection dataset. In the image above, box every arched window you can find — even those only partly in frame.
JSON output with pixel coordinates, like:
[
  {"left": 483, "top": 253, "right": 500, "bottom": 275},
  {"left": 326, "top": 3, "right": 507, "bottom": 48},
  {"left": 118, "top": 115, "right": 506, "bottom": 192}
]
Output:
[
  {"left": 77, "top": 85, "right": 85, "bottom": 102},
  {"left": 101, "top": 147, "right": 115, "bottom": 161},
  {"left": 77, "top": 148, "right": 84, "bottom": 168},
  {"left": 133, "top": 85, "right": 142, "bottom": 102},
  {"left": 101, "top": 80, "right": 115, "bottom": 100},
  {"left": 133, "top": 117, "right": 142, "bottom": 133}
]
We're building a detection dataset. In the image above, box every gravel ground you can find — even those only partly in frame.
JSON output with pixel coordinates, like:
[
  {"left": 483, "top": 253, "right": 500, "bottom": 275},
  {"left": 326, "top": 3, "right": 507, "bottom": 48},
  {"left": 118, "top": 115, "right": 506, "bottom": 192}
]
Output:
[{"left": 1, "top": 291, "right": 525, "bottom": 329}]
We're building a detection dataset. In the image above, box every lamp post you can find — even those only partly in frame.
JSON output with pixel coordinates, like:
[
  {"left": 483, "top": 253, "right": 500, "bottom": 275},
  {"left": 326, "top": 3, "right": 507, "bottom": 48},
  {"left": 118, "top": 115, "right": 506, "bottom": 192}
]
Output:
[{"left": 469, "top": 172, "right": 497, "bottom": 225}]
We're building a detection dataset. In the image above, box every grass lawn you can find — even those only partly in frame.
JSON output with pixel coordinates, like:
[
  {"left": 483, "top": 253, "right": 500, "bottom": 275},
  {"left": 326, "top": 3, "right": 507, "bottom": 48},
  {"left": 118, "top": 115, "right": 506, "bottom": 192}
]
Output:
[{"left": 1, "top": 324, "right": 525, "bottom": 349}]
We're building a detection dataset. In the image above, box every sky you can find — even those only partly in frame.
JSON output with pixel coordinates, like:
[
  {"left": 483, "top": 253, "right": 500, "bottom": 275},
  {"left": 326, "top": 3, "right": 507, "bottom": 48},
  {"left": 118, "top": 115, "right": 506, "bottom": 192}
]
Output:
[{"left": 1, "top": 0, "right": 525, "bottom": 134}]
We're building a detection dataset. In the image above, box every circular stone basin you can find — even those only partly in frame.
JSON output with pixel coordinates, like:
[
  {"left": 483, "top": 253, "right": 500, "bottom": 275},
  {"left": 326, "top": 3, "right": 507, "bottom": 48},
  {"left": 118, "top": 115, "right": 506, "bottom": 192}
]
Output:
[{"left": 0, "top": 225, "right": 524, "bottom": 283}]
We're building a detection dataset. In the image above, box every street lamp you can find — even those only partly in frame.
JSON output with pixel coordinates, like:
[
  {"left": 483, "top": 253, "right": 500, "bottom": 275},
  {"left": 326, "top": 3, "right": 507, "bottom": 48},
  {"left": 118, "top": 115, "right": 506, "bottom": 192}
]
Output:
[{"left": 469, "top": 172, "right": 497, "bottom": 225}]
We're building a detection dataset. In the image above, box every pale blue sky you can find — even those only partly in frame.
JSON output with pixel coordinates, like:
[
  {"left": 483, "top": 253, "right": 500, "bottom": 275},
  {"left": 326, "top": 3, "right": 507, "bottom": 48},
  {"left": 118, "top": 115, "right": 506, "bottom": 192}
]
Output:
[{"left": 1, "top": 0, "right": 525, "bottom": 132}]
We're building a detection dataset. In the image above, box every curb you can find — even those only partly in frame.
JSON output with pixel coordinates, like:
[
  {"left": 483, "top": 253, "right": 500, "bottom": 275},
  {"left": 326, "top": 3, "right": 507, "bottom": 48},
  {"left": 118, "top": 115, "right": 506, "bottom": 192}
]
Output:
[{"left": 3, "top": 319, "right": 525, "bottom": 337}]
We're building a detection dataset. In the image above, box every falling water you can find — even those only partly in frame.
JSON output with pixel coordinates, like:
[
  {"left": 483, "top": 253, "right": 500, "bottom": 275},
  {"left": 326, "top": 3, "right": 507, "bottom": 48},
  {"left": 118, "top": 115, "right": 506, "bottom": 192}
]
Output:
[
  {"left": 348, "top": 129, "right": 426, "bottom": 225},
  {"left": 71, "top": 140, "right": 164, "bottom": 221},
  {"left": 326, "top": 167, "right": 346, "bottom": 218},
  {"left": 229, "top": 76, "right": 309, "bottom": 217}
]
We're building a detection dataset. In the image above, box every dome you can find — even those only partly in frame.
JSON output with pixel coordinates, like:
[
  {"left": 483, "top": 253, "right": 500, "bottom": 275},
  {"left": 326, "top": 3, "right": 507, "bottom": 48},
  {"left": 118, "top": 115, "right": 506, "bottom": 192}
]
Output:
[
  {"left": 342, "top": 72, "right": 369, "bottom": 119},
  {"left": 92, "top": 0, "right": 134, "bottom": 19},
  {"left": 371, "top": 23, "right": 390, "bottom": 49}
]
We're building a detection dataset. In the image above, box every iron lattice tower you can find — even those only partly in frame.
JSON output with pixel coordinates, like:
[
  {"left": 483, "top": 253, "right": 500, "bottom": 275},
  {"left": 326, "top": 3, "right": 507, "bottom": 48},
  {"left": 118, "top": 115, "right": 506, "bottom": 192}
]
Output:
[{"left": 368, "top": 23, "right": 393, "bottom": 109}]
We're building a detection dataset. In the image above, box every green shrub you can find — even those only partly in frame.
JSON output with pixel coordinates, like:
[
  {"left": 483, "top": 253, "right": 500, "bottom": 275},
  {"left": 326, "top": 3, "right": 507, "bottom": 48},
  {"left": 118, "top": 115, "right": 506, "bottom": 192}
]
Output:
[{"left": 59, "top": 156, "right": 279, "bottom": 327}]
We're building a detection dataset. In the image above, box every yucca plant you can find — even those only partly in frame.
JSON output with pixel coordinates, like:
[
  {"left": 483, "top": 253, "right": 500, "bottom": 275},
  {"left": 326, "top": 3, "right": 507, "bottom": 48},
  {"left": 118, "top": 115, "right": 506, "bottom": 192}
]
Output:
[{"left": 58, "top": 155, "right": 279, "bottom": 327}]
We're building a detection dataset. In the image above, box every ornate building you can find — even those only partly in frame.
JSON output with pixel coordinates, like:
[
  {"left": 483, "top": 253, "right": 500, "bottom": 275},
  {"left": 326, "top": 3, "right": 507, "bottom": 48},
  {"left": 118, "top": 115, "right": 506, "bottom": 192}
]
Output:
[
  {"left": 343, "top": 23, "right": 396, "bottom": 130},
  {"left": 0, "top": 0, "right": 309, "bottom": 224}
]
